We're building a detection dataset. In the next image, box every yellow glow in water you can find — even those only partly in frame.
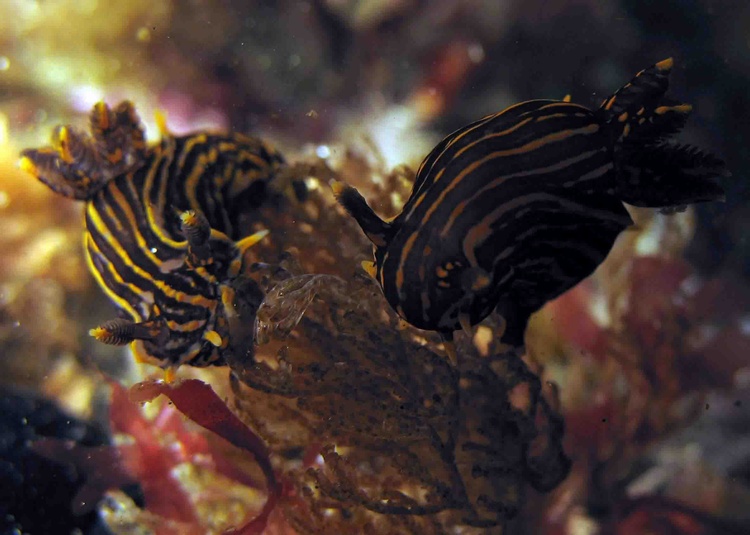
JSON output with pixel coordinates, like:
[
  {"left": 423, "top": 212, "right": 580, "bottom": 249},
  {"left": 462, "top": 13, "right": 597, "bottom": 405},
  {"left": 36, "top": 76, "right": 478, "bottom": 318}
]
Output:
[
  {"left": 0, "top": 113, "right": 8, "bottom": 145},
  {"left": 136, "top": 26, "right": 151, "bottom": 42}
]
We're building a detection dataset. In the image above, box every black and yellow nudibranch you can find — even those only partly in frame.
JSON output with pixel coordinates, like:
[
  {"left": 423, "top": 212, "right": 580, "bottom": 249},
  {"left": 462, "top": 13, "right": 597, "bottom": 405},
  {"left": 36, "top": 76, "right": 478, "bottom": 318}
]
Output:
[
  {"left": 335, "top": 59, "right": 727, "bottom": 359},
  {"left": 20, "top": 101, "right": 277, "bottom": 369}
]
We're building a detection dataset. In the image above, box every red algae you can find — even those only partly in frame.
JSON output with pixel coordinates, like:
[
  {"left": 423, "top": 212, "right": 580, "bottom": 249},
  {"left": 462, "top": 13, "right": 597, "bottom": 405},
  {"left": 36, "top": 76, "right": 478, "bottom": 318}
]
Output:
[{"left": 128, "top": 378, "right": 280, "bottom": 535}]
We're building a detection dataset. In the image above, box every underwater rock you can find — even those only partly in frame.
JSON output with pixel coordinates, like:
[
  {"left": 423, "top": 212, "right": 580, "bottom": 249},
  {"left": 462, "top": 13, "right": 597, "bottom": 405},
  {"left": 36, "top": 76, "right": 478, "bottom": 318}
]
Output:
[{"left": 0, "top": 388, "right": 116, "bottom": 535}]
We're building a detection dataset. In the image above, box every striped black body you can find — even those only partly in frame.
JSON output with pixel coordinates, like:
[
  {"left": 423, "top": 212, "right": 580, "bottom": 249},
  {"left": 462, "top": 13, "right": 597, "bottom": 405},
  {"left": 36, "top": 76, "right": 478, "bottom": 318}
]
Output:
[
  {"left": 21, "top": 102, "right": 278, "bottom": 368},
  {"left": 385, "top": 100, "right": 630, "bottom": 336},
  {"left": 336, "top": 59, "right": 726, "bottom": 350}
]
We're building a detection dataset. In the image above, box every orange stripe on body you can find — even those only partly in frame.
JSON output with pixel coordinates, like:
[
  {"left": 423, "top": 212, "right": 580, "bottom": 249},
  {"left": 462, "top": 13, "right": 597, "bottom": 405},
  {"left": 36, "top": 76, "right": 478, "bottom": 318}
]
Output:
[
  {"left": 393, "top": 123, "right": 600, "bottom": 301},
  {"left": 439, "top": 146, "right": 606, "bottom": 239}
]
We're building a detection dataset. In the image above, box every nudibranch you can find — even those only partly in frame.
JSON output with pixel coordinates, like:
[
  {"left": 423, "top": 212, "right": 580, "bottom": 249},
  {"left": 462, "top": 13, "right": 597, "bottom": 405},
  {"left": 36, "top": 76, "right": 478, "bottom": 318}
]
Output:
[
  {"left": 20, "top": 101, "right": 279, "bottom": 370},
  {"left": 335, "top": 59, "right": 727, "bottom": 361}
]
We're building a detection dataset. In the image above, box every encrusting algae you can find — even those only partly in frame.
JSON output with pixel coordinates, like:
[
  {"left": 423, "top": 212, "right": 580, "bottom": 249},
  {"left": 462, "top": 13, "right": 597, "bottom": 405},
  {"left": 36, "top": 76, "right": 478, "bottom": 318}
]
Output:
[{"left": 231, "top": 258, "right": 569, "bottom": 532}]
